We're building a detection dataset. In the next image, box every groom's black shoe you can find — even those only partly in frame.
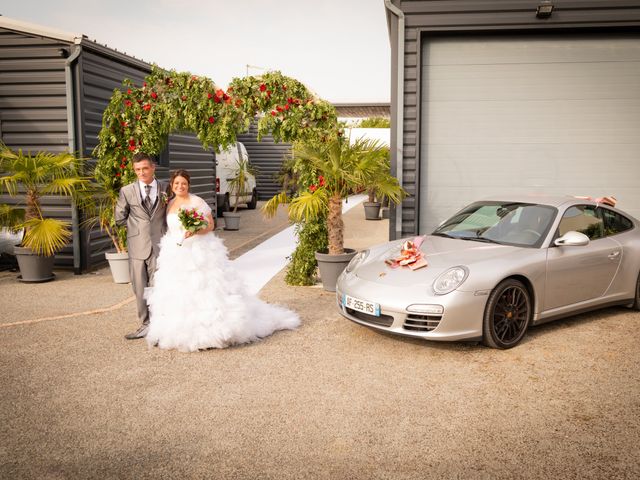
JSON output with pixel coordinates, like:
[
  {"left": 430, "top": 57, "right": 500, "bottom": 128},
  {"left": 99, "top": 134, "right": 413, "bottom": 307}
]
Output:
[{"left": 125, "top": 324, "right": 149, "bottom": 340}]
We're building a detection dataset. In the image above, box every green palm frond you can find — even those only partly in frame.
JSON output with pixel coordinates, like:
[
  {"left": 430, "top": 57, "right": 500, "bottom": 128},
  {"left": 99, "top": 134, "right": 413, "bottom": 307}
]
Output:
[
  {"left": 42, "top": 176, "right": 92, "bottom": 197},
  {"left": 0, "top": 204, "right": 25, "bottom": 232},
  {"left": 288, "top": 189, "right": 328, "bottom": 223},
  {"left": 0, "top": 141, "right": 94, "bottom": 256},
  {"left": 262, "top": 192, "right": 290, "bottom": 218},
  {"left": 21, "top": 218, "right": 71, "bottom": 257}
]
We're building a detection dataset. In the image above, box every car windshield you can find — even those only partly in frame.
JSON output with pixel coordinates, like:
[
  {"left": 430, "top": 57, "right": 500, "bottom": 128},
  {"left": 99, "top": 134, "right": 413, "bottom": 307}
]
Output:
[{"left": 432, "top": 202, "right": 557, "bottom": 248}]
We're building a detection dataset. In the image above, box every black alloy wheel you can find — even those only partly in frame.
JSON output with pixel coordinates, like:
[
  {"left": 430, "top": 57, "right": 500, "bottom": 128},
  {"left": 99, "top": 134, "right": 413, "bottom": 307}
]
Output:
[
  {"left": 217, "top": 193, "right": 230, "bottom": 217},
  {"left": 483, "top": 279, "right": 532, "bottom": 349},
  {"left": 247, "top": 189, "right": 258, "bottom": 210}
]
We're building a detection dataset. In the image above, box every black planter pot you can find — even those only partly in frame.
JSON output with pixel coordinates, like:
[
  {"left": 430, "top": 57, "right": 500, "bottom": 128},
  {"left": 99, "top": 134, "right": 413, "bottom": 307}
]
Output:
[
  {"left": 14, "top": 246, "right": 55, "bottom": 283},
  {"left": 363, "top": 202, "right": 382, "bottom": 220},
  {"left": 315, "top": 248, "right": 357, "bottom": 292}
]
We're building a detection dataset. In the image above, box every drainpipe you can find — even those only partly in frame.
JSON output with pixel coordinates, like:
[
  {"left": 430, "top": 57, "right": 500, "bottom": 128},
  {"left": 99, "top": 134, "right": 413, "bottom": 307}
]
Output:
[
  {"left": 384, "top": 0, "right": 405, "bottom": 240},
  {"left": 65, "top": 41, "right": 82, "bottom": 274}
]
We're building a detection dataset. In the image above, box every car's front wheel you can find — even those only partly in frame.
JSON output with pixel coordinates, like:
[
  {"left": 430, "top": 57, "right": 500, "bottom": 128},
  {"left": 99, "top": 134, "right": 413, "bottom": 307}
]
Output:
[{"left": 483, "top": 279, "right": 532, "bottom": 349}]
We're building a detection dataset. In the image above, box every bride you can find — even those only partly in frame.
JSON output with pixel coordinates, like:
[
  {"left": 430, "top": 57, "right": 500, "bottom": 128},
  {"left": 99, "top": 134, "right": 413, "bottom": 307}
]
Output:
[{"left": 145, "top": 169, "right": 300, "bottom": 352}]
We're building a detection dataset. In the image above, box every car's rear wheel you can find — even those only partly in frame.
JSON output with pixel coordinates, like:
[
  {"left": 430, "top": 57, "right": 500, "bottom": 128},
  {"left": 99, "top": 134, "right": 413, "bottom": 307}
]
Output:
[
  {"left": 247, "top": 189, "right": 258, "bottom": 210},
  {"left": 483, "top": 279, "right": 532, "bottom": 349},
  {"left": 217, "top": 193, "right": 230, "bottom": 217}
]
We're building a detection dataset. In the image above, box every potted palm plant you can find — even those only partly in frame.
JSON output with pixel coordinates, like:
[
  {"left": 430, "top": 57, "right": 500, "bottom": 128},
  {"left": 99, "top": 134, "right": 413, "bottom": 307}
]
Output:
[
  {"left": 264, "top": 135, "right": 406, "bottom": 291},
  {"left": 93, "top": 189, "right": 130, "bottom": 283},
  {"left": 362, "top": 146, "right": 393, "bottom": 220},
  {"left": 222, "top": 155, "right": 256, "bottom": 231},
  {"left": 0, "top": 142, "right": 92, "bottom": 282}
]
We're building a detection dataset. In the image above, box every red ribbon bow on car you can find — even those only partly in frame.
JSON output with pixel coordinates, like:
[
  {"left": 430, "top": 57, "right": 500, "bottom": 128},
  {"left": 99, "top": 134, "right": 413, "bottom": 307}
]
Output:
[{"left": 385, "top": 236, "right": 428, "bottom": 270}]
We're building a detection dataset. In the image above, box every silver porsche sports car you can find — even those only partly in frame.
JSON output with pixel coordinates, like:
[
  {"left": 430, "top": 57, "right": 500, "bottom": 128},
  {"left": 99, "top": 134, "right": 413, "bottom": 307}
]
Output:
[{"left": 337, "top": 195, "right": 640, "bottom": 349}]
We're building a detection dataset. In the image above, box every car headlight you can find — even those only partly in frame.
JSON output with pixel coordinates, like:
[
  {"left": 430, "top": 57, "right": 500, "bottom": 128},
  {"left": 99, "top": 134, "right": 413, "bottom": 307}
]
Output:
[
  {"left": 345, "top": 249, "right": 369, "bottom": 274},
  {"left": 432, "top": 266, "right": 469, "bottom": 295}
]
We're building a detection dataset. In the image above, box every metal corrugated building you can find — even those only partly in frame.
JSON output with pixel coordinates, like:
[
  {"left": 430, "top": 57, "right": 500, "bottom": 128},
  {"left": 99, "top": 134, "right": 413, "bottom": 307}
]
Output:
[
  {"left": 237, "top": 122, "right": 292, "bottom": 200},
  {"left": 385, "top": 0, "right": 640, "bottom": 239},
  {"left": 0, "top": 16, "right": 215, "bottom": 272}
]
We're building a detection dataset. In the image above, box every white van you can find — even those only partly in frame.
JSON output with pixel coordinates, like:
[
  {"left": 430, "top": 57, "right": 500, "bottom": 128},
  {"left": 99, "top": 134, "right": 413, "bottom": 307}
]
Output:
[{"left": 215, "top": 142, "right": 257, "bottom": 215}]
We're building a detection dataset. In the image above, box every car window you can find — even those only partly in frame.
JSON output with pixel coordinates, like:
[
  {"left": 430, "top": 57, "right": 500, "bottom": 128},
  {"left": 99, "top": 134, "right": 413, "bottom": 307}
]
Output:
[
  {"left": 558, "top": 205, "right": 604, "bottom": 240},
  {"left": 601, "top": 208, "right": 634, "bottom": 236},
  {"left": 433, "top": 202, "right": 556, "bottom": 248}
]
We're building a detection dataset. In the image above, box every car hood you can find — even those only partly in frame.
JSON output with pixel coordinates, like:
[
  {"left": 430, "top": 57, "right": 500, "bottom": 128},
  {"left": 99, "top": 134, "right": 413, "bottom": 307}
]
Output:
[{"left": 354, "top": 235, "right": 520, "bottom": 287}]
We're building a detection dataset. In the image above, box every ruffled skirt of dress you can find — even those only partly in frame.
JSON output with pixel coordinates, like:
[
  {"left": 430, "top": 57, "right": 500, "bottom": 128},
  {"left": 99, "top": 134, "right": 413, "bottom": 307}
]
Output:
[{"left": 144, "top": 232, "right": 300, "bottom": 352}]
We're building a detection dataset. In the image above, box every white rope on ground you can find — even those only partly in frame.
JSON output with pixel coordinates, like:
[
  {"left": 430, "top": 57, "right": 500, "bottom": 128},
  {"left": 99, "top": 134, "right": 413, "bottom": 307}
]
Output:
[{"left": 0, "top": 295, "right": 136, "bottom": 328}]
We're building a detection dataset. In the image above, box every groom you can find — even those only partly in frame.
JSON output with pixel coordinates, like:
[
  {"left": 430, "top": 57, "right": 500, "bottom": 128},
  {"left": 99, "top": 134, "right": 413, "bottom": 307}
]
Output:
[{"left": 115, "top": 152, "right": 168, "bottom": 340}]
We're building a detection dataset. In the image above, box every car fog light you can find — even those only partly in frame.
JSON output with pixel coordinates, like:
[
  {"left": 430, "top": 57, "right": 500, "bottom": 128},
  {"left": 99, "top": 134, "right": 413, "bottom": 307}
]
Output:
[
  {"left": 407, "top": 304, "right": 444, "bottom": 315},
  {"left": 345, "top": 249, "right": 369, "bottom": 273},
  {"left": 433, "top": 266, "right": 469, "bottom": 295}
]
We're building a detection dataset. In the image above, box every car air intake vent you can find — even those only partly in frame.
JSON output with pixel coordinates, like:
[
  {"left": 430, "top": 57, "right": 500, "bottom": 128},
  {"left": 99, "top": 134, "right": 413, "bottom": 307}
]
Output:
[
  {"left": 346, "top": 308, "right": 394, "bottom": 327},
  {"left": 403, "top": 314, "right": 441, "bottom": 332}
]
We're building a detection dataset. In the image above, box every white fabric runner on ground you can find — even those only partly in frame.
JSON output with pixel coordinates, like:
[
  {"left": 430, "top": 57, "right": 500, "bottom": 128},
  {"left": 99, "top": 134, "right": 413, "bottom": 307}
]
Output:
[{"left": 233, "top": 194, "right": 367, "bottom": 294}]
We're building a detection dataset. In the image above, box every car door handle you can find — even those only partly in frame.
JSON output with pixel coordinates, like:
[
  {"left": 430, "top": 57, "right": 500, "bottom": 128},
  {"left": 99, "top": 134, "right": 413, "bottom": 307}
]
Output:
[{"left": 608, "top": 251, "right": 620, "bottom": 260}]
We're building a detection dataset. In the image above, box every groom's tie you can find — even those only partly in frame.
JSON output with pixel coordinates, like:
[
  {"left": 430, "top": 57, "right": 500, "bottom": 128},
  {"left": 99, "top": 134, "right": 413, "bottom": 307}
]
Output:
[{"left": 143, "top": 184, "right": 152, "bottom": 215}]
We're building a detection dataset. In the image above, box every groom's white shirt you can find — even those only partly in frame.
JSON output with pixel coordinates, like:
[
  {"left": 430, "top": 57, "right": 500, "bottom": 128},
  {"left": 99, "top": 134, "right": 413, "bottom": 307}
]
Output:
[{"left": 139, "top": 179, "right": 158, "bottom": 204}]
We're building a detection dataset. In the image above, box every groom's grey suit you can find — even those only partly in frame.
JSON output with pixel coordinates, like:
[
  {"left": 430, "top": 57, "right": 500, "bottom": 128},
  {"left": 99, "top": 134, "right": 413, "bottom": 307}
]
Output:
[{"left": 115, "top": 180, "right": 168, "bottom": 332}]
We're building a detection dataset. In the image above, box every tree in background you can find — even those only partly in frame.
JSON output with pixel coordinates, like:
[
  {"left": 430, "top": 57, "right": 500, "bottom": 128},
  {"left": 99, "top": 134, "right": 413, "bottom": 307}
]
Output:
[{"left": 356, "top": 117, "right": 390, "bottom": 128}]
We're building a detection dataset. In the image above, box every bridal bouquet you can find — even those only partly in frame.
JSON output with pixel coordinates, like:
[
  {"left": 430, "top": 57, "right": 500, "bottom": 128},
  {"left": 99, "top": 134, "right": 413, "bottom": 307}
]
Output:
[{"left": 177, "top": 208, "right": 208, "bottom": 246}]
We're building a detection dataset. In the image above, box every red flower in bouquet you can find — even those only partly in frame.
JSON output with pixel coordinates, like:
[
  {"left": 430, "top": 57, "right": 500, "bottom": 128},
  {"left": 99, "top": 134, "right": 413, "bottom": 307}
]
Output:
[{"left": 176, "top": 207, "right": 209, "bottom": 246}]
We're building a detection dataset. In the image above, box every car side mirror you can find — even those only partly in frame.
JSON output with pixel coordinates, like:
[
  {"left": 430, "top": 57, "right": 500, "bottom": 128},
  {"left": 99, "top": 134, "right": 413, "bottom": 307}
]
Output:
[{"left": 554, "top": 231, "right": 590, "bottom": 247}]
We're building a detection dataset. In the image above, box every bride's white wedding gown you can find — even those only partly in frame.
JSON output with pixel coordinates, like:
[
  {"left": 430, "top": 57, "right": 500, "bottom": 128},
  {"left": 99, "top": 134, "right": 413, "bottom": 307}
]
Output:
[{"left": 145, "top": 194, "right": 300, "bottom": 352}]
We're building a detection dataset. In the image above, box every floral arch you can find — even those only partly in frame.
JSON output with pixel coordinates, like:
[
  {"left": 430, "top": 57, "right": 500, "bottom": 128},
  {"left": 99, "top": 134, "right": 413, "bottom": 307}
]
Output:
[{"left": 94, "top": 66, "right": 337, "bottom": 191}]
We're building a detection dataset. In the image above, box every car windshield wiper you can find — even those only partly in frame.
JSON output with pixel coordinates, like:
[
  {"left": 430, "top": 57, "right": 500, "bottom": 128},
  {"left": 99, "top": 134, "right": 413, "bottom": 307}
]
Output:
[
  {"left": 431, "top": 232, "right": 455, "bottom": 238},
  {"left": 458, "top": 236, "right": 503, "bottom": 244}
]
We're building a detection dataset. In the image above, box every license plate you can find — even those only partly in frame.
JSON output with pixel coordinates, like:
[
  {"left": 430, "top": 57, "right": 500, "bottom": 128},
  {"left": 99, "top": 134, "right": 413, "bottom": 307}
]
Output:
[{"left": 343, "top": 294, "right": 380, "bottom": 317}]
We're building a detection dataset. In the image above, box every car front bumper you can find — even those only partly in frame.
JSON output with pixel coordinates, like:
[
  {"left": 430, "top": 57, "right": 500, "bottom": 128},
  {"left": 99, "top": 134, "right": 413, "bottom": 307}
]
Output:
[{"left": 336, "top": 273, "right": 487, "bottom": 342}]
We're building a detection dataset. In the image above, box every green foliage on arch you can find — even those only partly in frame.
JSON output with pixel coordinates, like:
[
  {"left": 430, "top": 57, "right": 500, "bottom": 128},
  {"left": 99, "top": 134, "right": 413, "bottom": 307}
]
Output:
[{"left": 93, "top": 66, "right": 337, "bottom": 192}]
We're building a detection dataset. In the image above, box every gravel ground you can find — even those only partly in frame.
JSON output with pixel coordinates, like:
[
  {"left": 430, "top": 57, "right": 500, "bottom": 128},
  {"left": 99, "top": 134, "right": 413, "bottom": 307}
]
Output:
[{"left": 1, "top": 204, "right": 639, "bottom": 479}]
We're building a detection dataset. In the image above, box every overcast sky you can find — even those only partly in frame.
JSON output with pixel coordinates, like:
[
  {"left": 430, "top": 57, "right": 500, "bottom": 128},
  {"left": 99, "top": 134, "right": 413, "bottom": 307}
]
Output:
[{"left": 3, "top": 0, "right": 391, "bottom": 103}]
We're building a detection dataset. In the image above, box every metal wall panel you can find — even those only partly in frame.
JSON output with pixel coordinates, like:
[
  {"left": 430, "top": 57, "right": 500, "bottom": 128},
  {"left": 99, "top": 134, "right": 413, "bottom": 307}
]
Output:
[
  {"left": 0, "top": 28, "right": 77, "bottom": 267},
  {"left": 389, "top": 0, "right": 640, "bottom": 237},
  {"left": 237, "top": 122, "right": 291, "bottom": 200}
]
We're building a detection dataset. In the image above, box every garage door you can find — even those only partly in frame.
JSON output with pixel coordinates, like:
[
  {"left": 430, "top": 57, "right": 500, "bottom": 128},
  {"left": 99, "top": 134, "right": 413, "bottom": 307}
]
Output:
[{"left": 419, "top": 34, "right": 640, "bottom": 233}]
